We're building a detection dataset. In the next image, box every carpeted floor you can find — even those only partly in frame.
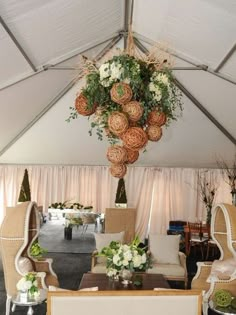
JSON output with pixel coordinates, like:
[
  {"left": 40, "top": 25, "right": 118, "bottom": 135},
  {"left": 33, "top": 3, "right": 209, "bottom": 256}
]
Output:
[{"left": 38, "top": 219, "right": 96, "bottom": 253}]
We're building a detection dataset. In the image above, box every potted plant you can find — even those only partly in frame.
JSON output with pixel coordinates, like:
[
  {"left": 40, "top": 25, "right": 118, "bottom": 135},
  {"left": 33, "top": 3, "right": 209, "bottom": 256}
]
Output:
[
  {"left": 30, "top": 241, "right": 47, "bottom": 260},
  {"left": 18, "top": 169, "right": 31, "bottom": 202}
]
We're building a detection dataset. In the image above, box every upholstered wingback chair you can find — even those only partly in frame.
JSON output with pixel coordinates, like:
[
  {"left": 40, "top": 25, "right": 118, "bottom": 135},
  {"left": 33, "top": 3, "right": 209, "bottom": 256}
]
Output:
[
  {"left": 0, "top": 201, "right": 59, "bottom": 315},
  {"left": 191, "top": 203, "right": 236, "bottom": 312}
]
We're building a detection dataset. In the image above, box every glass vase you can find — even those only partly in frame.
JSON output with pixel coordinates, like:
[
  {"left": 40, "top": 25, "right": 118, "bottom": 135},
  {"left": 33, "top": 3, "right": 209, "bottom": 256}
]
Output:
[
  {"left": 120, "top": 269, "right": 132, "bottom": 285},
  {"left": 19, "top": 290, "right": 28, "bottom": 303}
]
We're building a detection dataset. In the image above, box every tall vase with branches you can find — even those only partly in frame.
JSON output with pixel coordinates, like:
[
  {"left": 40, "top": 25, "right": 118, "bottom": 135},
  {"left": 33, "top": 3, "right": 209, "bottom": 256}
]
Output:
[
  {"left": 217, "top": 155, "right": 236, "bottom": 206},
  {"left": 198, "top": 173, "right": 218, "bottom": 225}
]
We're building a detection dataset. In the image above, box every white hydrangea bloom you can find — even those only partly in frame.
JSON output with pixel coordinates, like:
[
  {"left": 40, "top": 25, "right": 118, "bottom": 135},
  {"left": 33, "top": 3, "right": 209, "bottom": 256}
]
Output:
[
  {"left": 113, "top": 254, "right": 122, "bottom": 266},
  {"left": 110, "top": 62, "right": 122, "bottom": 80},
  {"left": 122, "top": 244, "right": 130, "bottom": 252},
  {"left": 123, "top": 249, "right": 132, "bottom": 261},
  {"left": 107, "top": 268, "right": 118, "bottom": 277},
  {"left": 99, "top": 63, "right": 110, "bottom": 80},
  {"left": 16, "top": 278, "right": 32, "bottom": 291},
  {"left": 123, "top": 77, "right": 131, "bottom": 84},
  {"left": 149, "top": 82, "right": 156, "bottom": 92},
  {"left": 141, "top": 253, "right": 147, "bottom": 264},
  {"left": 133, "top": 255, "right": 142, "bottom": 268},
  {"left": 100, "top": 78, "right": 112, "bottom": 87},
  {"left": 149, "top": 83, "right": 162, "bottom": 101},
  {"left": 122, "top": 259, "right": 129, "bottom": 266},
  {"left": 154, "top": 89, "right": 162, "bottom": 101},
  {"left": 156, "top": 73, "right": 169, "bottom": 85}
]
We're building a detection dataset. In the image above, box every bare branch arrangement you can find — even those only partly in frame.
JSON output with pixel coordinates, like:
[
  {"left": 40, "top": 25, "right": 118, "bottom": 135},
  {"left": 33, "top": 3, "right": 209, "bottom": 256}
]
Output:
[
  {"left": 198, "top": 172, "right": 218, "bottom": 224},
  {"left": 217, "top": 154, "right": 236, "bottom": 193}
]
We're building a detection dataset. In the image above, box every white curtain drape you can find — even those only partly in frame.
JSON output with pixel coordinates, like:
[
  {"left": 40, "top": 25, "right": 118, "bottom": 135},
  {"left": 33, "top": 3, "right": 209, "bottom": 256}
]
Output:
[{"left": 0, "top": 165, "right": 232, "bottom": 238}]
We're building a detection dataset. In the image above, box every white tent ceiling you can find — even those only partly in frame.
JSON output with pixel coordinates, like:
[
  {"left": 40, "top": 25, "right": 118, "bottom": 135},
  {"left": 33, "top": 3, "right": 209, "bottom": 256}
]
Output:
[{"left": 0, "top": 0, "right": 235, "bottom": 167}]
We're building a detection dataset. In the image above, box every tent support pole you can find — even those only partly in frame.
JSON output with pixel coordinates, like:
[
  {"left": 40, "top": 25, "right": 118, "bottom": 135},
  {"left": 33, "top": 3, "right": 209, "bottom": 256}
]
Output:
[
  {"left": 123, "top": 0, "right": 134, "bottom": 49},
  {"left": 134, "top": 37, "right": 236, "bottom": 146},
  {"left": 0, "top": 15, "right": 37, "bottom": 72},
  {"left": 0, "top": 35, "right": 122, "bottom": 157}
]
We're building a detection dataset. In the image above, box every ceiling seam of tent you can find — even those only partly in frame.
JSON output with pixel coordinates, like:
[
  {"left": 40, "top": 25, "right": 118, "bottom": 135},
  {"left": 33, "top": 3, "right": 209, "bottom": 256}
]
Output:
[
  {"left": 0, "top": 32, "right": 120, "bottom": 92},
  {"left": 0, "top": 35, "right": 123, "bottom": 157},
  {"left": 214, "top": 42, "right": 236, "bottom": 72},
  {"left": 134, "top": 32, "right": 236, "bottom": 86},
  {"left": 133, "top": 37, "right": 236, "bottom": 146},
  {"left": 0, "top": 15, "right": 37, "bottom": 72}
]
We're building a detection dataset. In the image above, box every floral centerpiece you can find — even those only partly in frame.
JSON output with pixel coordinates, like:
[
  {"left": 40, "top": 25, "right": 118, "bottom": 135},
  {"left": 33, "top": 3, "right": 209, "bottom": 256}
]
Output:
[
  {"left": 98, "top": 236, "right": 151, "bottom": 280},
  {"left": 67, "top": 46, "right": 183, "bottom": 178},
  {"left": 16, "top": 272, "right": 39, "bottom": 298}
]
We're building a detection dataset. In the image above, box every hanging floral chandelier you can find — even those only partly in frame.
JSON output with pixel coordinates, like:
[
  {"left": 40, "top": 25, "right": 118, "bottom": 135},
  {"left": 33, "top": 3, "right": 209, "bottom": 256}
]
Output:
[{"left": 68, "top": 42, "right": 183, "bottom": 178}]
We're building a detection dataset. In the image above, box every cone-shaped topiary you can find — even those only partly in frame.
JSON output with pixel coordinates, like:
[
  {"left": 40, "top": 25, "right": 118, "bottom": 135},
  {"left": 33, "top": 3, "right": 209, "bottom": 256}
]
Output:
[
  {"left": 18, "top": 169, "right": 31, "bottom": 202},
  {"left": 115, "top": 178, "right": 127, "bottom": 204}
]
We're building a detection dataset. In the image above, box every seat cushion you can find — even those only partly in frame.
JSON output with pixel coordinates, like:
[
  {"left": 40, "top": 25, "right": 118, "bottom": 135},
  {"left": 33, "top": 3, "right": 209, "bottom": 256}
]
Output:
[
  {"left": 149, "top": 234, "right": 180, "bottom": 265},
  {"left": 147, "top": 263, "right": 185, "bottom": 277}
]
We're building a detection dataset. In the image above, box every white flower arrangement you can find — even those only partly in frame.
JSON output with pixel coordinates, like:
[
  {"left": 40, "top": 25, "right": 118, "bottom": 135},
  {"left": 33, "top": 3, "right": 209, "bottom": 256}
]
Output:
[
  {"left": 16, "top": 272, "right": 39, "bottom": 297},
  {"left": 98, "top": 236, "right": 151, "bottom": 278}
]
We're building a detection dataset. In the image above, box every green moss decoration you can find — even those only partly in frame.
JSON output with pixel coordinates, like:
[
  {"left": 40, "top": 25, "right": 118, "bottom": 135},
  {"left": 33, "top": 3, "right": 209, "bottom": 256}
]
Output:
[
  {"left": 115, "top": 178, "right": 127, "bottom": 204},
  {"left": 18, "top": 169, "right": 31, "bottom": 202}
]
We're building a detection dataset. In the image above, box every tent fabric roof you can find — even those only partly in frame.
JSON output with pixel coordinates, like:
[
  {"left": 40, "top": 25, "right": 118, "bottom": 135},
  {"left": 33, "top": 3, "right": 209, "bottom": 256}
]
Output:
[{"left": 0, "top": 0, "right": 235, "bottom": 167}]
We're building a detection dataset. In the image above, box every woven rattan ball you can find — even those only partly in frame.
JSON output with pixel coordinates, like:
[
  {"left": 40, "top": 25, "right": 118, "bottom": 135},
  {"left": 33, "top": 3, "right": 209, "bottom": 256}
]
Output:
[
  {"left": 146, "top": 125, "right": 162, "bottom": 141},
  {"left": 110, "top": 163, "right": 127, "bottom": 178},
  {"left": 122, "top": 127, "right": 148, "bottom": 151},
  {"left": 125, "top": 148, "right": 139, "bottom": 164},
  {"left": 108, "top": 112, "right": 129, "bottom": 136},
  {"left": 110, "top": 82, "right": 133, "bottom": 105},
  {"left": 107, "top": 145, "right": 128, "bottom": 164},
  {"left": 122, "top": 101, "right": 144, "bottom": 122},
  {"left": 147, "top": 110, "right": 167, "bottom": 126},
  {"left": 75, "top": 93, "right": 97, "bottom": 116}
]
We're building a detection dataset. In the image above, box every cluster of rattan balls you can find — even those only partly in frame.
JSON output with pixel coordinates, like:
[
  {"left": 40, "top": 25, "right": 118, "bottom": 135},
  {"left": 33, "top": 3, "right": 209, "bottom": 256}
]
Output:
[{"left": 75, "top": 82, "right": 167, "bottom": 178}]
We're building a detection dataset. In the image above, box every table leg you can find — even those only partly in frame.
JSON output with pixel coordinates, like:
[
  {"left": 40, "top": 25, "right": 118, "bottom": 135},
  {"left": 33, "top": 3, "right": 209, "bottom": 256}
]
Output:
[
  {"left": 27, "top": 306, "right": 34, "bottom": 315},
  {"left": 11, "top": 302, "right": 16, "bottom": 312}
]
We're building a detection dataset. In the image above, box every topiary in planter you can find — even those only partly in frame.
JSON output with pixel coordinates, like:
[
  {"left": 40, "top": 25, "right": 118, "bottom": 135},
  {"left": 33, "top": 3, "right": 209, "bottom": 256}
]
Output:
[{"left": 18, "top": 169, "right": 31, "bottom": 202}]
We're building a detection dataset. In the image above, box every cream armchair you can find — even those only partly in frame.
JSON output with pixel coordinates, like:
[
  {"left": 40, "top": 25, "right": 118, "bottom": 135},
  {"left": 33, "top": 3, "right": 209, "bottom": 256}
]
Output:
[
  {"left": 91, "top": 231, "right": 125, "bottom": 273},
  {"left": 191, "top": 203, "right": 236, "bottom": 314},
  {"left": 0, "top": 201, "right": 59, "bottom": 315},
  {"left": 147, "top": 234, "right": 188, "bottom": 289}
]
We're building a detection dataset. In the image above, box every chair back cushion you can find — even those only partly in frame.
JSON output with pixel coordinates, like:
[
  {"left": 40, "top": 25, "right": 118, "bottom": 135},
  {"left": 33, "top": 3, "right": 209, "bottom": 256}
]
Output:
[
  {"left": 18, "top": 257, "right": 34, "bottom": 274},
  {"left": 94, "top": 231, "right": 125, "bottom": 252},
  {"left": 149, "top": 234, "right": 180, "bottom": 265}
]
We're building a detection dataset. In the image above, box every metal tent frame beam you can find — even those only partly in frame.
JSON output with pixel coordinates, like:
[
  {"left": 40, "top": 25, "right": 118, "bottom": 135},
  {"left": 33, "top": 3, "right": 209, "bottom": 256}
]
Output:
[
  {"left": 0, "top": 32, "right": 121, "bottom": 92},
  {"left": 0, "top": 15, "right": 37, "bottom": 72},
  {"left": 133, "top": 37, "right": 236, "bottom": 146},
  {"left": 215, "top": 43, "right": 236, "bottom": 72},
  {"left": 0, "top": 34, "right": 123, "bottom": 157},
  {"left": 134, "top": 32, "right": 236, "bottom": 86}
]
